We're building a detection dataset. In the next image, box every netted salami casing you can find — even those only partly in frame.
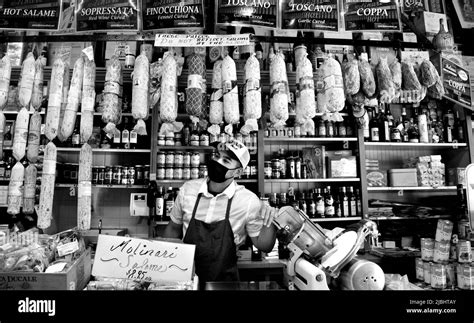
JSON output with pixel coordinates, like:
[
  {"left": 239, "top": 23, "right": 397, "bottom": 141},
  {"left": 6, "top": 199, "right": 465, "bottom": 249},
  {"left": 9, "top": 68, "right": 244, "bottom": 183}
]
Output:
[
  {"left": 376, "top": 57, "right": 395, "bottom": 104},
  {"left": 186, "top": 54, "right": 205, "bottom": 118},
  {"left": 269, "top": 52, "right": 289, "bottom": 128},
  {"left": 222, "top": 55, "right": 240, "bottom": 126},
  {"left": 358, "top": 57, "right": 376, "bottom": 98},
  {"left": 341, "top": 57, "right": 360, "bottom": 96}
]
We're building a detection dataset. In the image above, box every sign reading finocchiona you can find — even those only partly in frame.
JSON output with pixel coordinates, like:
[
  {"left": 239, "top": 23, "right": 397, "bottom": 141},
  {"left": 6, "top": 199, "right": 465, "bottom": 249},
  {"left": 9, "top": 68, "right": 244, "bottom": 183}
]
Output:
[{"left": 142, "top": 0, "right": 205, "bottom": 30}]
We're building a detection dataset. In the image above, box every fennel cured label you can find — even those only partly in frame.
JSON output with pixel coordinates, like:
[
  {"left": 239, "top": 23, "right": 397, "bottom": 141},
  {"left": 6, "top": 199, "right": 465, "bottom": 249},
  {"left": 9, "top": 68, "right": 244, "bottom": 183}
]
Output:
[
  {"left": 280, "top": 0, "right": 339, "bottom": 31},
  {"left": 75, "top": 0, "right": 139, "bottom": 32},
  {"left": 0, "top": 0, "right": 60, "bottom": 30},
  {"left": 215, "top": 0, "right": 277, "bottom": 29},
  {"left": 142, "top": 0, "right": 205, "bottom": 30},
  {"left": 343, "top": 0, "right": 401, "bottom": 32}
]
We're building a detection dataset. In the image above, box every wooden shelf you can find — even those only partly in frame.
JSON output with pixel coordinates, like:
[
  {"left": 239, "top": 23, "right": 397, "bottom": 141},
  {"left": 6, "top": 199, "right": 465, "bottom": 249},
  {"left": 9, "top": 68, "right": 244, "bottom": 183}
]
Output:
[
  {"left": 59, "top": 148, "right": 151, "bottom": 153},
  {"left": 368, "top": 186, "right": 457, "bottom": 192},
  {"left": 264, "top": 137, "right": 357, "bottom": 142},
  {"left": 364, "top": 142, "right": 467, "bottom": 148},
  {"left": 265, "top": 178, "right": 360, "bottom": 183},
  {"left": 55, "top": 184, "right": 147, "bottom": 189},
  {"left": 368, "top": 215, "right": 452, "bottom": 221},
  {"left": 311, "top": 217, "right": 361, "bottom": 223},
  {"left": 157, "top": 146, "right": 215, "bottom": 151}
]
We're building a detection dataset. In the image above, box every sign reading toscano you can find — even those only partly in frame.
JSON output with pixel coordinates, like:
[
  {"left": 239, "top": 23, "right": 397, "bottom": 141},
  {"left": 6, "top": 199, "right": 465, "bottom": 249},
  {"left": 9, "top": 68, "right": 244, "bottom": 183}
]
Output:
[
  {"left": 280, "top": 0, "right": 339, "bottom": 31},
  {"left": 92, "top": 235, "right": 196, "bottom": 283},
  {"left": 142, "top": 0, "right": 205, "bottom": 30},
  {"left": 0, "top": 0, "right": 60, "bottom": 30},
  {"left": 343, "top": 0, "right": 401, "bottom": 32},
  {"left": 75, "top": 0, "right": 139, "bottom": 32},
  {"left": 215, "top": 0, "right": 277, "bottom": 29}
]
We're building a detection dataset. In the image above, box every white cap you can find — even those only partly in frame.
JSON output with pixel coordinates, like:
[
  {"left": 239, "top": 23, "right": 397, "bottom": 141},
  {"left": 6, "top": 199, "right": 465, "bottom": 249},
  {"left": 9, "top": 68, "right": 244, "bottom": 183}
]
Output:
[{"left": 222, "top": 140, "right": 250, "bottom": 169}]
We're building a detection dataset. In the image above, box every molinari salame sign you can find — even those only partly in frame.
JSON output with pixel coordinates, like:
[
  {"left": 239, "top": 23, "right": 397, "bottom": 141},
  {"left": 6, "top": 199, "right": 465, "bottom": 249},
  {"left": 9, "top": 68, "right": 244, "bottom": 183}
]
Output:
[
  {"left": 75, "top": 0, "right": 139, "bottom": 32},
  {"left": 0, "top": 0, "right": 61, "bottom": 30},
  {"left": 343, "top": 0, "right": 401, "bottom": 32},
  {"left": 142, "top": 0, "right": 205, "bottom": 30}
]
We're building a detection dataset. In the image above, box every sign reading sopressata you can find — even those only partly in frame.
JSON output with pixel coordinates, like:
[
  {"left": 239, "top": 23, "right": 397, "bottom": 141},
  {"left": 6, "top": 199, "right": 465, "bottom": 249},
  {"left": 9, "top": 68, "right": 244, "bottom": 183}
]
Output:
[
  {"left": 75, "top": 0, "right": 139, "bottom": 32},
  {"left": 0, "top": 0, "right": 60, "bottom": 30},
  {"left": 280, "top": 0, "right": 339, "bottom": 31},
  {"left": 343, "top": 0, "right": 401, "bottom": 32},
  {"left": 92, "top": 235, "right": 196, "bottom": 283},
  {"left": 142, "top": 0, "right": 205, "bottom": 30},
  {"left": 215, "top": 0, "right": 278, "bottom": 29}
]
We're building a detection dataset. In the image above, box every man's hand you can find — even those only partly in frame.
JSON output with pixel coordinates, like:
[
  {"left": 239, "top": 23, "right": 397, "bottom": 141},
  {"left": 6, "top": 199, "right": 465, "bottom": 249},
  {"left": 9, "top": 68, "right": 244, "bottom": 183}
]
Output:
[{"left": 260, "top": 203, "right": 278, "bottom": 228}]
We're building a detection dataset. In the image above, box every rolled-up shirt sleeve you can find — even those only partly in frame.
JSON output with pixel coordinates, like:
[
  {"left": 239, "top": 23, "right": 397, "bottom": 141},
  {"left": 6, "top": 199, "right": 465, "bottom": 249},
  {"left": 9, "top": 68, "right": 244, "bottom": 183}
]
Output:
[
  {"left": 169, "top": 185, "right": 185, "bottom": 225},
  {"left": 245, "top": 196, "right": 263, "bottom": 238}
]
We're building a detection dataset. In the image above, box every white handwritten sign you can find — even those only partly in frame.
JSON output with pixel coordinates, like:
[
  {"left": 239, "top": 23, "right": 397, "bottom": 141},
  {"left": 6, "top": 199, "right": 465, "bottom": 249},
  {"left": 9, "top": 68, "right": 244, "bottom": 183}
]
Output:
[
  {"left": 154, "top": 33, "right": 251, "bottom": 47},
  {"left": 92, "top": 235, "right": 196, "bottom": 283}
]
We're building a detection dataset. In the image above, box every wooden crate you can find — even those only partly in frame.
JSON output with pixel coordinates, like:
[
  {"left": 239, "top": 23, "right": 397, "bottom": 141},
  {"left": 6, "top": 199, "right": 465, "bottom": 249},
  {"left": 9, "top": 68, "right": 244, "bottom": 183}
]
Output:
[{"left": 0, "top": 248, "right": 92, "bottom": 290}]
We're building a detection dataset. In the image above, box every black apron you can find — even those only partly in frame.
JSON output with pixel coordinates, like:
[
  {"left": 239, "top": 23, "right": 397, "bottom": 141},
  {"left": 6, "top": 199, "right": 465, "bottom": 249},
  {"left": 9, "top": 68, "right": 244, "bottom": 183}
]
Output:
[{"left": 183, "top": 193, "right": 240, "bottom": 289}]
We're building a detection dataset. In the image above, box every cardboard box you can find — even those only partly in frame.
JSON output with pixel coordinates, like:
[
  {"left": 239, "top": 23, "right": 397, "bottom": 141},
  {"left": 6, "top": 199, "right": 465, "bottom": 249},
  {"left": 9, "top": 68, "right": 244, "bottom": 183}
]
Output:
[
  {"left": 388, "top": 168, "right": 418, "bottom": 187},
  {"left": 327, "top": 156, "right": 357, "bottom": 178},
  {"left": 367, "top": 170, "right": 387, "bottom": 187},
  {"left": 302, "top": 146, "right": 326, "bottom": 179},
  {"left": 0, "top": 249, "right": 92, "bottom": 290}
]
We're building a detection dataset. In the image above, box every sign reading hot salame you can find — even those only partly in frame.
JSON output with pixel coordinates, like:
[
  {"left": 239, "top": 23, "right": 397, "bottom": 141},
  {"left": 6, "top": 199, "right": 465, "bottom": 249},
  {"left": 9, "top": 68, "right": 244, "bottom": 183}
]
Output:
[
  {"left": 142, "top": 0, "right": 205, "bottom": 30},
  {"left": 0, "top": 0, "right": 61, "bottom": 30},
  {"left": 343, "top": 0, "right": 401, "bottom": 32},
  {"left": 75, "top": 0, "right": 139, "bottom": 32}
]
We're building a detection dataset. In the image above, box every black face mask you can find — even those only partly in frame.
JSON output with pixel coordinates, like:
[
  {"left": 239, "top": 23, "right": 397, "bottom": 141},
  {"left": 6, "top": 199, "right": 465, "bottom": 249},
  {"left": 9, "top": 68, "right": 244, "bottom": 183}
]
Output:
[{"left": 207, "top": 159, "right": 238, "bottom": 183}]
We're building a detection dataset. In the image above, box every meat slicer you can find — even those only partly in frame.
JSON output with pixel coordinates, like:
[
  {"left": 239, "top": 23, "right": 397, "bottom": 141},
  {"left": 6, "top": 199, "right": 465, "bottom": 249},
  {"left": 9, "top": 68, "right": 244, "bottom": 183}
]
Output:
[{"left": 273, "top": 206, "right": 385, "bottom": 290}]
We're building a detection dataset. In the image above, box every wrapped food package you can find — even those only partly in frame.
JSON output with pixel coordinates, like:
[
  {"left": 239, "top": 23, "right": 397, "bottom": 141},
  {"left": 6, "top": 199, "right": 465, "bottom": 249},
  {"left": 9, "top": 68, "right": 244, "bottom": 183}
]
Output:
[
  {"left": 80, "top": 57, "right": 96, "bottom": 143},
  {"left": 317, "top": 56, "right": 345, "bottom": 121},
  {"left": 57, "top": 62, "right": 71, "bottom": 142},
  {"left": 0, "top": 112, "right": 4, "bottom": 159},
  {"left": 341, "top": 57, "right": 360, "bottom": 96},
  {"left": 38, "top": 142, "right": 57, "bottom": 230},
  {"left": 17, "top": 52, "right": 36, "bottom": 108},
  {"left": 78, "top": 143, "right": 92, "bottom": 230},
  {"left": 296, "top": 54, "right": 316, "bottom": 135},
  {"left": 269, "top": 51, "right": 289, "bottom": 129},
  {"left": 420, "top": 59, "right": 440, "bottom": 88},
  {"left": 208, "top": 60, "right": 223, "bottom": 136},
  {"left": 23, "top": 164, "right": 37, "bottom": 214},
  {"left": 186, "top": 53, "right": 205, "bottom": 121},
  {"left": 376, "top": 57, "right": 396, "bottom": 104},
  {"left": 132, "top": 51, "right": 150, "bottom": 136},
  {"left": 31, "top": 57, "right": 44, "bottom": 111},
  {"left": 222, "top": 54, "right": 240, "bottom": 134},
  {"left": 12, "top": 107, "right": 29, "bottom": 161},
  {"left": 102, "top": 56, "right": 122, "bottom": 136},
  {"left": 60, "top": 56, "right": 84, "bottom": 140},
  {"left": 242, "top": 54, "right": 261, "bottom": 135},
  {"left": 358, "top": 56, "right": 376, "bottom": 98},
  {"left": 0, "top": 55, "right": 12, "bottom": 110},
  {"left": 401, "top": 61, "right": 422, "bottom": 91},
  {"left": 45, "top": 58, "right": 66, "bottom": 141},
  {"left": 7, "top": 162, "right": 24, "bottom": 215},
  {"left": 159, "top": 53, "right": 180, "bottom": 136},
  {"left": 27, "top": 111, "right": 42, "bottom": 163}
]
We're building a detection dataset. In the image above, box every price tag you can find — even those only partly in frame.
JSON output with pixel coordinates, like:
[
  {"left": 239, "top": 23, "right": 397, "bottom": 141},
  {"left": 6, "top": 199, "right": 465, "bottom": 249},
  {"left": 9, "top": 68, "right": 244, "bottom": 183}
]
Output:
[
  {"left": 343, "top": 141, "right": 349, "bottom": 149},
  {"left": 69, "top": 186, "right": 76, "bottom": 197},
  {"left": 82, "top": 46, "right": 95, "bottom": 61},
  {"left": 398, "top": 189, "right": 404, "bottom": 196}
]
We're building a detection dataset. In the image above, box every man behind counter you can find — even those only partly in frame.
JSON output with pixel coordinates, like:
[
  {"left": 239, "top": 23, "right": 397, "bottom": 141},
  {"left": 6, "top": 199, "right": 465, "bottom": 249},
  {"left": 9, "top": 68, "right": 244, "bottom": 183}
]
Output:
[{"left": 163, "top": 139, "right": 278, "bottom": 288}]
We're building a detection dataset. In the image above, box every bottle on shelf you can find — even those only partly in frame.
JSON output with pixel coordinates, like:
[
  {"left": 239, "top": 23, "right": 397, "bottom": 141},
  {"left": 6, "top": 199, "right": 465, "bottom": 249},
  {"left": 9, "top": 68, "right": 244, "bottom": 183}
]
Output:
[
  {"left": 155, "top": 186, "right": 164, "bottom": 222},
  {"left": 315, "top": 188, "right": 325, "bottom": 218},
  {"left": 349, "top": 186, "right": 357, "bottom": 217},
  {"left": 456, "top": 184, "right": 472, "bottom": 239},
  {"left": 307, "top": 190, "right": 316, "bottom": 218},
  {"left": 444, "top": 107, "right": 455, "bottom": 143},
  {"left": 324, "top": 186, "right": 335, "bottom": 218},
  {"left": 417, "top": 107, "right": 429, "bottom": 143},
  {"left": 113, "top": 122, "right": 122, "bottom": 149},
  {"left": 363, "top": 108, "right": 370, "bottom": 142},
  {"left": 455, "top": 111, "right": 464, "bottom": 142},
  {"left": 390, "top": 116, "right": 402, "bottom": 142},
  {"left": 377, "top": 103, "right": 390, "bottom": 142},
  {"left": 407, "top": 117, "right": 419, "bottom": 143},
  {"left": 71, "top": 120, "right": 81, "bottom": 148},
  {"left": 355, "top": 188, "right": 362, "bottom": 216},
  {"left": 318, "top": 119, "right": 327, "bottom": 138},
  {"left": 334, "top": 188, "right": 342, "bottom": 217},
  {"left": 369, "top": 107, "right": 380, "bottom": 142},
  {"left": 129, "top": 124, "right": 138, "bottom": 149},
  {"left": 341, "top": 186, "right": 350, "bottom": 217},
  {"left": 122, "top": 117, "right": 130, "bottom": 149},
  {"left": 299, "top": 192, "right": 307, "bottom": 215},
  {"left": 163, "top": 187, "right": 174, "bottom": 221}
]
